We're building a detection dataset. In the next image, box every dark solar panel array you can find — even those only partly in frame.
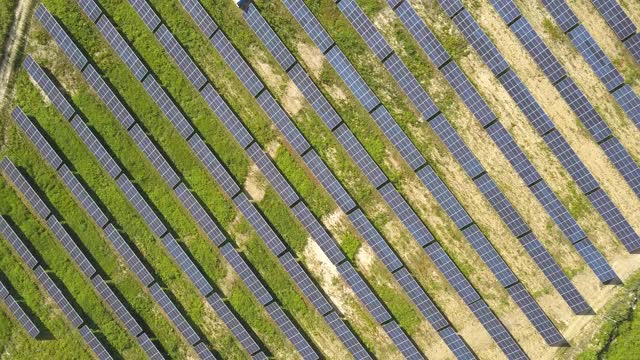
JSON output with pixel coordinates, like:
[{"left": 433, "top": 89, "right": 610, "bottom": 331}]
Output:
[
  {"left": 162, "top": 233, "right": 213, "bottom": 297},
  {"left": 247, "top": 143, "right": 299, "bottom": 206},
  {"left": 207, "top": 293, "right": 261, "bottom": 355},
  {"left": 0, "top": 217, "right": 39, "bottom": 270},
  {"left": 333, "top": 124, "right": 387, "bottom": 188},
  {"left": 498, "top": 70, "right": 555, "bottom": 136},
  {"left": 556, "top": 78, "right": 611, "bottom": 143},
  {"left": 23, "top": 56, "right": 75, "bottom": 121},
  {"left": 127, "top": 0, "right": 160, "bottom": 31},
  {"left": 279, "top": 252, "right": 333, "bottom": 316},
  {"left": 381, "top": 321, "right": 422, "bottom": 359},
  {"left": 178, "top": 0, "right": 218, "bottom": 38},
  {"left": 58, "top": 165, "right": 109, "bottom": 228},
  {"left": 439, "top": 0, "right": 464, "bottom": 18},
  {"left": 92, "top": 275, "right": 143, "bottom": 337},
  {"left": 35, "top": 6, "right": 88, "bottom": 70},
  {"left": 34, "top": 266, "right": 83, "bottom": 328},
  {"left": 611, "top": 85, "right": 640, "bottom": 128},
  {"left": 543, "top": 130, "right": 599, "bottom": 193},
  {"left": 424, "top": 243, "right": 479, "bottom": 305},
  {"left": 137, "top": 333, "right": 165, "bottom": 360},
  {"left": 452, "top": 10, "right": 509, "bottom": 75},
  {"left": 70, "top": 116, "right": 122, "bottom": 179},
  {"left": 625, "top": 33, "right": 640, "bottom": 63},
  {"left": 369, "top": 107, "right": 426, "bottom": 170},
  {"left": 438, "top": 326, "right": 476, "bottom": 360},
  {"left": 573, "top": 239, "right": 619, "bottom": 284},
  {"left": 586, "top": 189, "right": 640, "bottom": 253},
  {"left": 233, "top": 193, "right": 287, "bottom": 256},
  {"left": 337, "top": 262, "right": 391, "bottom": 324},
  {"left": 256, "top": 92, "right": 311, "bottom": 155},
  {"left": 600, "top": 137, "right": 640, "bottom": 196},
  {"left": 473, "top": 174, "right": 529, "bottom": 236},
  {"left": 3, "top": 293, "right": 40, "bottom": 338},
  {"left": 96, "top": 16, "right": 148, "bottom": 81},
  {"left": 11, "top": 106, "right": 63, "bottom": 170},
  {"left": 302, "top": 150, "right": 356, "bottom": 213},
  {"left": 529, "top": 181, "right": 587, "bottom": 244},
  {"left": 468, "top": 300, "right": 527, "bottom": 359},
  {"left": 348, "top": 209, "right": 403, "bottom": 273},
  {"left": 189, "top": 134, "right": 240, "bottom": 197},
  {"left": 281, "top": 0, "right": 334, "bottom": 52},
  {"left": 129, "top": 124, "right": 181, "bottom": 189},
  {"left": 323, "top": 312, "right": 371, "bottom": 360},
  {"left": 393, "top": 268, "right": 449, "bottom": 330},
  {"left": 428, "top": 114, "right": 485, "bottom": 178},
  {"left": 175, "top": 183, "right": 226, "bottom": 247},
  {"left": 194, "top": 343, "right": 216, "bottom": 360},
  {"left": 82, "top": 65, "right": 135, "bottom": 129},
  {"left": 291, "top": 202, "right": 345, "bottom": 265},
  {"left": 567, "top": 26, "right": 623, "bottom": 90},
  {"left": 210, "top": 31, "right": 264, "bottom": 97},
  {"left": 47, "top": 215, "right": 97, "bottom": 278},
  {"left": 489, "top": 0, "right": 521, "bottom": 25},
  {"left": 540, "top": 0, "right": 579, "bottom": 32},
  {"left": 155, "top": 25, "right": 207, "bottom": 90},
  {"left": 242, "top": 5, "right": 296, "bottom": 70},
  {"left": 440, "top": 61, "right": 496, "bottom": 127},
  {"left": 0, "top": 159, "right": 50, "bottom": 219},
  {"left": 287, "top": 64, "right": 343, "bottom": 130},
  {"left": 143, "top": 75, "right": 195, "bottom": 140},
  {"left": 337, "top": 0, "right": 393, "bottom": 60},
  {"left": 77, "top": 0, "right": 102, "bottom": 23},
  {"left": 116, "top": 175, "right": 167, "bottom": 237},
  {"left": 79, "top": 325, "right": 113, "bottom": 360},
  {"left": 265, "top": 302, "right": 318, "bottom": 360},
  {"left": 149, "top": 283, "right": 200, "bottom": 345},
  {"left": 382, "top": 53, "right": 439, "bottom": 119},
  {"left": 484, "top": 122, "right": 541, "bottom": 186},
  {"left": 199, "top": 84, "right": 254, "bottom": 149},
  {"left": 0, "top": 282, "right": 8, "bottom": 303},
  {"left": 220, "top": 244, "right": 273, "bottom": 305},
  {"left": 416, "top": 163, "right": 473, "bottom": 227},
  {"left": 325, "top": 46, "right": 379, "bottom": 112},
  {"left": 104, "top": 224, "right": 155, "bottom": 286}
]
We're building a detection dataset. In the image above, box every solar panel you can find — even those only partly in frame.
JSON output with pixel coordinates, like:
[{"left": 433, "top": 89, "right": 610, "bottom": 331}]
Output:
[
  {"left": 417, "top": 165, "right": 473, "bottom": 228},
  {"left": 174, "top": 183, "right": 226, "bottom": 246},
  {"left": 34, "top": 266, "right": 83, "bottom": 328},
  {"left": 600, "top": 137, "right": 640, "bottom": 197},
  {"left": 586, "top": 189, "right": 640, "bottom": 253},
  {"left": 95, "top": 16, "right": 148, "bottom": 81},
  {"left": 161, "top": 233, "right": 213, "bottom": 296},
  {"left": 219, "top": 243, "right": 273, "bottom": 305},
  {"left": 336, "top": 262, "right": 391, "bottom": 323},
  {"left": 127, "top": 0, "right": 160, "bottom": 32},
  {"left": 11, "top": 106, "right": 63, "bottom": 170},
  {"left": 233, "top": 193, "right": 287, "bottom": 256},
  {"left": 423, "top": 242, "right": 480, "bottom": 305},
  {"left": 91, "top": 274, "right": 143, "bottom": 336},
  {"left": 440, "top": 61, "right": 497, "bottom": 127},
  {"left": 188, "top": 134, "right": 241, "bottom": 197},
  {"left": 324, "top": 311, "right": 371, "bottom": 360},
  {"left": 246, "top": 143, "right": 299, "bottom": 206},
  {"left": 468, "top": 299, "right": 526, "bottom": 359},
  {"left": 370, "top": 106, "right": 426, "bottom": 170},
  {"left": 473, "top": 173, "right": 530, "bottom": 238},
  {"left": 194, "top": 343, "right": 216, "bottom": 359},
  {"left": 243, "top": 4, "right": 296, "bottom": 70},
  {"left": 383, "top": 53, "right": 439, "bottom": 120},
  {"left": 23, "top": 56, "right": 75, "bottom": 121},
  {"left": 265, "top": 302, "right": 318, "bottom": 360},
  {"left": 325, "top": 47, "right": 380, "bottom": 112},
  {"left": 333, "top": 124, "right": 387, "bottom": 188},
  {"left": 0, "top": 281, "right": 7, "bottom": 299},
  {"left": 612, "top": 85, "right": 640, "bottom": 128},
  {"left": 210, "top": 31, "right": 264, "bottom": 97},
  {"left": 252, "top": 352, "right": 268, "bottom": 360},
  {"left": 568, "top": 25, "right": 624, "bottom": 91},
  {"left": 206, "top": 293, "right": 261, "bottom": 355},
  {"left": 625, "top": 33, "right": 640, "bottom": 63},
  {"left": 291, "top": 202, "right": 346, "bottom": 265},
  {"left": 4, "top": 294, "right": 40, "bottom": 337},
  {"left": 137, "top": 333, "right": 165, "bottom": 360},
  {"left": 142, "top": 75, "right": 195, "bottom": 139},
  {"left": 437, "top": 326, "right": 475, "bottom": 360},
  {"left": 178, "top": 0, "right": 219, "bottom": 39},
  {"left": 484, "top": 122, "right": 541, "bottom": 187},
  {"left": 287, "top": 64, "right": 342, "bottom": 131},
  {"left": 302, "top": 150, "right": 356, "bottom": 213},
  {"left": 58, "top": 165, "right": 109, "bottom": 228},
  {"left": 104, "top": 224, "right": 155, "bottom": 286},
  {"left": 461, "top": 224, "right": 518, "bottom": 287},
  {"left": 381, "top": 321, "right": 423, "bottom": 359},
  {"left": 394, "top": 1, "right": 450, "bottom": 68},
  {"left": 128, "top": 124, "right": 181, "bottom": 189},
  {"left": 529, "top": 180, "right": 587, "bottom": 244},
  {"left": 452, "top": 10, "right": 509, "bottom": 75},
  {"left": 281, "top": 0, "right": 334, "bottom": 53},
  {"left": 348, "top": 209, "right": 403, "bottom": 272},
  {"left": 378, "top": 183, "right": 434, "bottom": 247},
  {"left": 155, "top": 25, "right": 207, "bottom": 90},
  {"left": 393, "top": 268, "right": 449, "bottom": 331},
  {"left": 149, "top": 283, "right": 200, "bottom": 345},
  {"left": 541, "top": 0, "right": 579, "bottom": 32},
  {"left": 35, "top": 6, "right": 88, "bottom": 70},
  {"left": 573, "top": 239, "right": 618, "bottom": 284},
  {"left": 82, "top": 65, "right": 136, "bottom": 129},
  {"left": 256, "top": 92, "right": 311, "bottom": 155},
  {"left": 555, "top": 78, "right": 611, "bottom": 143},
  {"left": 542, "top": 130, "right": 599, "bottom": 193},
  {"left": 0, "top": 217, "right": 38, "bottom": 269},
  {"left": 200, "top": 84, "right": 254, "bottom": 149},
  {"left": 279, "top": 252, "right": 333, "bottom": 316},
  {"left": 509, "top": 18, "right": 566, "bottom": 84},
  {"left": 439, "top": 0, "right": 464, "bottom": 18},
  {"left": 1, "top": 160, "right": 51, "bottom": 219},
  {"left": 47, "top": 215, "right": 97, "bottom": 278},
  {"left": 116, "top": 174, "right": 168, "bottom": 237},
  {"left": 338, "top": 0, "right": 393, "bottom": 60},
  {"left": 70, "top": 116, "right": 122, "bottom": 179},
  {"left": 77, "top": 0, "right": 102, "bottom": 23},
  {"left": 79, "top": 325, "right": 113, "bottom": 360},
  {"left": 489, "top": 0, "right": 521, "bottom": 25}
]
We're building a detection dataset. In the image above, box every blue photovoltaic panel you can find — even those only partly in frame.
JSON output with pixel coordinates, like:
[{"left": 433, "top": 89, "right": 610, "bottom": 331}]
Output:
[
  {"left": 336, "top": 262, "right": 391, "bottom": 324},
  {"left": 104, "top": 224, "right": 155, "bottom": 286},
  {"left": 137, "top": 333, "right": 164, "bottom": 360},
  {"left": 4, "top": 294, "right": 40, "bottom": 337},
  {"left": 79, "top": 325, "right": 112, "bottom": 360},
  {"left": 161, "top": 233, "right": 213, "bottom": 297},
  {"left": 429, "top": 114, "right": 485, "bottom": 179},
  {"left": 440, "top": 62, "right": 497, "bottom": 127},
  {"left": 200, "top": 84, "right": 254, "bottom": 149},
  {"left": 155, "top": 25, "right": 207, "bottom": 91},
  {"left": 438, "top": 326, "right": 475, "bottom": 360},
  {"left": 206, "top": 293, "right": 261, "bottom": 355},
  {"left": 529, "top": 181, "right": 587, "bottom": 244},
  {"left": 116, "top": 174, "right": 167, "bottom": 237},
  {"left": 70, "top": 116, "right": 122, "bottom": 179},
  {"left": 394, "top": 1, "right": 450, "bottom": 68},
  {"left": 498, "top": 70, "right": 556, "bottom": 136},
  {"left": 370, "top": 107, "right": 426, "bottom": 170},
  {"left": 179, "top": 0, "right": 219, "bottom": 39},
  {"left": 568, "top": 25, "right": 624, "bottom": 91},
  {"left": 423, "top": 242, "right": 480, "bottom": 305},
  {"left": 287, "top": 64, "right": 342, "bottom": 130},
  {"left": 416, "top": 165, "right": 472, "bottom": 228},
  {"left": 338, "top": 0, "right": 393, "bottom": 60},
  {"left": 438, "top": 0, "right": 464, "bottom": 18},
  {"left": 210, "top": 31, "right": 264, "bottom": 97},
  {"left": 592, "top": 0, "right": 637, "bottom": 40},
  {"left": 625, "top": 33, "right": 640, "bottom": 63},
  {"left": 12, "top": 106, "right": 64, "bottom": 170},
  {"left": 47, "top": 215, "right": 97, "bottom": 278},
  {"left": 281, "top": 0, "right": 334, "bottom": 52},
  {"left": 127, "top": 0, "right": 160, "bottom": 31},
  {"left": 58, "top": 165, "right": 109, "bottom": 228},
  {"left": 142, "top": 75, "right": 195, "bottom": 139},
  {"left": 174, "top": 183, "right": 226, "bottom": 247},
  {"left": 542, "top": 130, "right": 599, "bottom": 193},
  {"left": 474, "top": 174, "right": 530, "bottom": 237},
  {"left": 1, "top": 159, "right": 50, "bottom": 219},
  {"left": 265, "top": 302, "right": 319, "bottom": 360},
  {"left": 233, "top": 193, "right": 287, "bottom": 256},
  {"left": 95, "top": 16, "right": 148, "bottom": 81},
  {"left": 91, "top": 274, "right": 143, "bottom": 337},
  {"left": 0, "top": 217, "right": 39, "bottom": 269},
  {"left": 195, "top": 343, "right": 215, "bottom": 360},
  {"left": 243, "top": 4, "right": 296, "bottom": 70},
  {"left": 78, "top": 0, "right": 102, "bottom": 23},
  {"left": 393, "top": 268, "right": 449, "bottom": 330},
  {"left": 324, "top": 311, "right": 371, "bottom": 360},
  {"left": 484, "top": 121, "right": 541, "bottom": 187},
  {"left": 219, "top": 243, "right": 273, "bottom": 305},
  {"left": 555, "top": 78, "right": 611, "bottom": 143},
  {"left": 246, "top": 143, "right": 299, "bottom": 206},
  {"left": 461, "top": 225, "right": 518, "bottom": 287},
  {"left": 188, "top": 134, "right": 241, "bottom": 197},
  {"left": 129, "top": 124, "right": 181, "bottom": 189},
  {"left": 34, "top": 266, "right": 84, "bottom": 328},
  {"left": 302, "top": 150, "right": 356, "bottom": 213},
  {"left": 82, "top": 65, "right": 136, "bottom": 129},
  {"left": 0, "top": 281, "right": 7, "bottom": 299},
  {"left": 333, "top": 124, "right": 387, "bottom": 188},
  {"left": 279, "top": 252, "right": 333, "bottom": 316},
  {"left": 468, "top": 299, "right": 526, "bottom": 359},
  {"left": 573, "top": 239, "right": 618, "bottom": 284},
  {"left": 256, "top": 92, "right": 311, "bottom": 155},
  {"left": 23, "top": 56, "right": 75, "bottom": 121},
  {"left": 378, "top": 183, "right": 435, "bottom": 247},
  {"left": 586, "top": 189, "right": 640, "bottom": 253},
  {"left": 386, "top": 0, "right": 404, "bottom": 9},
  {"left": 291, "top": 202, "right": 346, "bottom": 265},
  {"left": 452, "top": 10, "right": 509, "bottom": 75},
  {"left": 381, "top": 321, "right": 423, "bottom": 359},
  {"left": 348, "top": 209, "right": 403, "bottom": 273},
  {"left": 35, "top": 6, "right": 88, "bottom": 70},
  {"left": 489, "top": 0, "right": 521, "bottom": 25},
  {"left": 149, "top": 283, "right": 200, "bottom": 345},
  {"left": 600, "top": 137, "right": 640, "bottom": 197},
  {"left": 541, "top": 0, "right": 580, "bottom": 32},
  {"left": 506, "top": 283, "right": 566, "bottom": 346},
  {"left": 325, "top": 47, "right": 379, "bottom": 112},
  {"left": 509, "top": 18, "right": 567, "bottom": 84},
  {"left": 383, "top": 53, "right": 439, "bottom": 120},
  {"left": 612, "top": 85, "right": 640, "bottom": 128}
]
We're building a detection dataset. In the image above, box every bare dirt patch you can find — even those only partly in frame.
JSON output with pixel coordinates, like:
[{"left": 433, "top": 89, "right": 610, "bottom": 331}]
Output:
[
  {"left": 243, "top": 164, "right": 266, "bottom": 203},
  {"left": 296, "top": 42, "right": 325, "bottom": 78}
]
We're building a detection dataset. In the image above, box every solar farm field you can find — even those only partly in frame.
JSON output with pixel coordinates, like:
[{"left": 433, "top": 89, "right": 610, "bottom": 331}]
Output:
[{"left": 0, "top": 0, "right": 638, "bottom": 359}]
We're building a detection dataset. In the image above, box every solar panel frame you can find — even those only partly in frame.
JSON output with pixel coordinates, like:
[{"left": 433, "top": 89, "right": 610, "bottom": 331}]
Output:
[
  {"left": 1, "top": 160, "right": 51, "bottom": 219},
  {"left": 423, "top": 242, "right": 480, "bottom": 305},
  {"left": 149, "top": 283, "right": 200, "bottom": 345},
  {"left": 287, "top": 64, "right": 342, "bottom": 130},
  {"left": 381, "top": 321, "right": 423, "bottom": 359},
  {"left": 473, "top": 173, "right": 530, "bottom": 238},
  {"left": 246, "top": 143, "right": 299, "bottom": 206},
  {"left": 162, "top": 233, "right": 214, "bottom": 297},
  {"left": 333, "top": 124, "right": 387, "bottom": 188},
  {"left": 393, "top": 268, "right": 449, "bottom": 331},
  {"left": 82, "top": 65, "right": 136, "bottom": 129},
  {"left": 611, "top": 84, "right": 640, "bottom": 128},
  {"left": 206, "top": 292, "right": 261, "bottom": 355},
  {"left": 47, "top": 215, "right": 97, "bottom": 278},
  {"left": 489, "top": 0, "right": 522, "bottom": 25},
  {"left": 484, "top": 121, "right": 541, "bottom": 187},
  {"left": 128, "top": 124, "right": 181, "bottom": 189},
  {"left": 178, "top": 0, "right": 219, "bottom": 39},
  {"left": 104, "top": 224, "right": 155, "bottom": 286},
  {"left": 0, "top": 217, "right": 39, "bottom": 269},
  {"left": 625, "top": 33, "right": 640, "bottom": 63},
  {"left": 174, "top": 183, "right": 226, "bottom": 246},
  {"left": 34, "top": 266, "right": 84, "bottom": 328},
  {"left": 210, "top": 31, "right": 264, "bottom": 97},
  {"left": 116, "top": 174, "right": 168, "bottom": 237},
  {"left": 437, "top": 326, "right": 475, "bottom": 360},
  {"left": 188, "top": 134, "right": 241, "bottom": 197},
  {"left": 452, "top": 10, "right": 509, "bottom": 75},
  {"left": 4, "top": 294, "right": 41, "bottom": 338},
  {"left": 23, "top": 56, "right": 75, "bottom": 121},
  {"left": 337, "top": 0, "right": 394, "bottom": 60},
  {"left": 542, "top": 129, "right": 599, "bottom": 193},
  {"left": 281, "top": 0, "right": 335, "bottom": 53},
  {"left": 127, "top": 0, "right": 160, "bottom": 32},
  {"left": 568, "top": 25, "right": 624, "bottom": 91},
  {"left": 219, "top": 243, "right": 273, "bottom": 305},
  {"left": 77, "top": 0, "right": 102, "bottom": 23},
  {"left": 200, "top": 84, "right": 254, "bottom": 149},
  {"left": 137, "top": 333, "right": 165, "bottom": 360},
  {"left": 438, "top": 0, "right": 464, "bottom": 18},
  {"left": 573, "top": 239, "right": 618, "bottom": 284},
  {"left": 440, "top": 61, "right": 497, "bottom": 127},
  {"left": 194, "top": 343, "right": 216, "bottom": 360},
  {"left": 11, "top": 106, "right": 64, "bottom": 171},
  {"left": 142, "top": 75, "right": 195, "bottom": 139},
  {"left": 555, "top": 78, "right": 612, "bottom": 143},
  {"left": 0, "top": 281, "right": 8, "bottom": 299},
  {"left": 586, "top": 189, "right": 640, "bottom": 253},
  {"left": 599, "top": 137, "right": 640, "bottom": 197},
  {"left": 370, "top": 106, "right": 426, "bottom": 170},
  {"left": 337, "top": 261, "right": 391, "bottom": 324},
  {"left": 58, "top": 165, "right": 109, "bottom": 228},
  {"left": 394, "top": 1, "right": 450, "bottom": 68},
  {"left": 378, "top": 183, "right": 435, "bottom": 247},
  {"left": 255, "top": 91, "right": 311, "bottom": 155},
  {"left": 233, "top": 193, "right": 287, "bottom": 256},
  {"left": 302, "top": 150, "right": 356, "bottom": 213},
  {"left": 529, "top": 180, "right": 587, "bottom": 244},
  {"left": 348, "top": 209, "right": 403, "bottom": 272},
  {"left": 155, "top": 24, "right": 207, "bottom": 90},
  {"left": 35, "top": 6, "right": 88, "bottom": 70},
  {"left": 416, "top": 165, "right": 473, "bottom": 229},
  {"left": 95, "top": 15, "right": 148, "bottom": 81},
  {"left": 291, "top": 202, "right": 346, "bottom": 265},
  {"left": 243, "top": 4, "right": 296, "bottom": 70},
  {"left": 279, "top": 252, "right": 333, "bottom": 316},
  {"left": 79, "top": 325, "right": 113, "bottom": 360},
  {"left": 91, "top": 274, "right": 143, "bottom": 337},
  {"left": 383, "top": 53, "right": 439, "bottom": 120},
  {"left": 70, "top": 116, "right": 122, "bottom": 179},
  {"left": 461, "top": 224, "right": 518, "bottom": 287},
  {"left": 541, "top": 0, "right": 580, "bottom": 32},
  {"left": 325, "top": 46, "right": 380, "bottom": 112},
  {"left": 468, "top": 299, "right": 526, "bottom": 359},
  {"left": 265, "top": 302, "right": 319, "bottom": 360},
  {"left": 324, "top": 311, "right": 371, "bottom": 360}
]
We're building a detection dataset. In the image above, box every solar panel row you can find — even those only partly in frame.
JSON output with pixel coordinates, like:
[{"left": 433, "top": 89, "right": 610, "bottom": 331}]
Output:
[
  {"left": 586, "top": 189, "right": 640, "bottom": 253},
  {"left": 162, "top": 233, "right": 214, "bottom": 297},
  {"left": 149, "top": 283, "right": 200, "bottom": 345},
  {"left": 47, "top": 215, "right": 97, "bottom": 278},
  {"left": 383, "top": 53, "right": 439, "bottom": 120},
  {"left": 348, "top": 209, "right": 403, "bottom": 272},
  {"left": 336, "top": 262, "right": 391, "bottom": 324},
  {"left": 104, "top": 224, "right": 155, "bottom": 287},
  {"left": 468, "top": 299, "right": 527, "bottom": 359},
  {"left": 255, "top": 91, "right": 311, "bottom": 155},
  {"left": 281, "top": 0, "right": 334, "bottom": 52},
  {"left": 137, "top": 333, "right": 165, "bottom": 359},
  {"left": 11, "top": 106, "right": 64, "bottom": 171},
  {"left": 233, "top": 193, "right": 287, "bottom": 256},
  {"left": 484, "top": 121, "right": 541, "bottom": 187},
  {"left": 301, "top": 150, "right": 356, "bottom": 213},
  {"left": 82, "top": 65, "right": 135, "bottom": 129},
  {"left": 0, "top": 217, "right": 39, "bottom": 270},
  {"left": 370, "top": 106, "right": 426, "bottom": 170},
  {"left": 291, "top": 202, "right": 345, "bottom": 265},
  {"left": 34, "top": 265, "right": 84, "bottom": 328},
  {"left": 155, "top": 25, "right": 207, "bottom": 90},
  {"left": 175, "top": 183, "right": 226, "bottom": 247},
  {"left": 0, "top": 158, "right": 50, "bottom": 220},
  {"left": 279, "top": 252, "right": 333, "bottom": 316},
  {"left": 542, "top": 130, "right": 599, "bottom": 193},
  {"left": 1, "top": 285, "right": 40, "bottom": 338},
  {"left": 381, "top": 321, "right": 423, "bottom": 359},
  {"left": 23, "top": 56, "right": 75, "bottom": 121},
  {"left": 540, "top": 0, "right": 579, "bottom": 32},
  {"left": 393, "top": 268, "right": 449, "bottom": 331},
  {"left": 189, "top": 134, "right": 241, "bottom": 197},
  {"left": 611, "top": 84, "right": 640, "bottom": 128},
  {"left": 556, "top": 78, "right": 612, "bottom": 143},
  {"left": 70, "top": 116, "right": 122, "bottom": 179},
  {"left": 178, "top": 0, "right": 218, "bottom": 38},
  {"left": 77, "top": 0, "right": 102, "bottom": 23},
  {"left": 129, "top": 124, "right": 181, "bottom": 189},
  {"left": 378, "top": 183, "right": 434, "bottom": 247},
  {"left": 207, "top": 293, "right": 261, "bottom": 355},
  {"left": 323, "top": 312, "right": 371, "bottom": 360},
  {"left": 194, "top": 343, "right": 216, "bottom": 360},
  {"left": 210, "top": 31, "right": 264, "bottom": 97},
  {"left": 200, "top": 84, "right": 254, "bottom": 149},
  {"left": 567, "top": 26, "right": 624, "bottom": 91},
  {"left": 219, "top": 244, "right": 273, "bottom": 305},
  {"left": 489, "top": 0, "right": 521, "bottom": 25},
  {"left": 79, "top": 325, "right": 113, "bottom": 360},
  {"left": 438, "top": 326, "right": 476, "bottom": 360},
  {"left": 247, "top": 143, "right": 299, "bottom": 206},
  {"left": 96, "top": 16, "right": 148, "bottom": 81},
  {"left": 287, "top": 63, "right": 343, "bottom": 130},
  {"left": 428, "top": 114, "right": 485, "bottom": 179},
  {"left": 58, "top": 165, "right": 109, "bottom": 228},
  {"left": 599, "top": 137, "right": 640, "bottom": 197},
  {"left": 35, "top": 6, "right": 88, "bottom": 70},
  {"left": 127, "top": 0, "right": 160, "bottom": 32},
  {"left": 265, "top": 302, "right": 319, "bottom": 360},
  {"left": 143, "top": 75, "right": 195, "bottom": 139},
  {"left": 424, "top": 242, "right": 479, "bottom": 305},
  {"left": 529, "top": 181, "right": 588, "bottom": 244},
  {"left": 337, "top": 0, "right": 393, "bottom": 60},
  {"left": 92, "top": 274, "right": 143, "bottom": 337},
  {"left": 624, "top": 33, "right": 640, "bottom": 63},
  {"left": 439, "top": 61, "right": 496, "bottom": 127},
  {"left": 325, "top": 46, "right": 380, "bottom": 112},
  {"left": 573, "top": 239, "right": 620, "bottom": 284},
  {"left": 116, "top": 175, "right": 168, "bottom": 237},
  {"left": 333, "top": 123, "right": 387, "bottom": 188},
  {"left": 243, "top": 4, "right": 296, "bottom": 71}
]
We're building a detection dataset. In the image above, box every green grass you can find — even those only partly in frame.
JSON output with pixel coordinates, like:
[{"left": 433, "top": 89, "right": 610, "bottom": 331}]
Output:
[{"left": 0, "top": 0, "right": 17, "bottom": 60}]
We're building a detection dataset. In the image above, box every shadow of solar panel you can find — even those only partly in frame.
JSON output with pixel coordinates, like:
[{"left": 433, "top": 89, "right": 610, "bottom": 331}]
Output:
[
  {"left": 378, "top": 183, "right": 434, "bottom": 247},
  {"left": 461, "top": 225, "right": 518, "bottom": 287},
  {"left": 47, "top": 215, "right": 97, "bottom": 278},
  {"left": 82, "top": 65, "right": 135, "bottom": 129},
  {"left": 586, "top": 189, "right": 640, "bottom": 253},
  {"left": 423, "top": 243, "right": 479, "bottom": 305},
  {"left": 279, "top": 252, "right": 333, "bottom": 316},
  {"left": 324, "top": 312, "right": 371, "bottom": 360},
  {"left": 325, "top": 47, "right": 379, "bottom": 112},
  {"left": 78, "top": 0, "right": 102, "bottom": 23},
  {"left": 199, "top": 84, "right": 254, "bottom": 148},
  {"left": 233, "top": 193, "right": 287, "bottom": 256},
  {"left": 600, "top": 137, "right": 640, "bottom": 197},
  {"left": 484, "top": 122, "right": 541, "bottom": 186},
  {"left": 161, "top": 233, "right": 213, "bottom": 296},
  {"left": 256, "top": 92, "right": 310, "bottom": 155},
  {"left": 104, "top": 224, "right": 155, "bottom": 286},
  {"left": 155, "top": 25, "right": 207, "bottom": 90},
  {"left": 265, "top": 302, "right": 319, "bottom": 360},
  {"left": 302, "top": 150, "right": 356, "bottom": 213},
  {"left": 626, "top": 33, "right": 640, "bottom": 62},
  {"left": 291, "top": 202, "right": 345, "bottom": 265},
  {"left": 529, "top": 181, "right": 586, "bottom": 244},
  {"left": 206, "top": 293, "right": 261, "bottom": 355},
  {"left": 79, "top": 325, "right": 112, "bottom": 360},
  {"left": 348, "top": 209, "right": 402, "bottom": 272},
  {"left": 370, "top": 107, "right": 426, "bottom": 170},
  {"left": 542, "top": 130, "right": 598, "bottom": 193},
  {"left": 92, "top": 274, "right": 143, "bottom": 336},
  {"left": 142, "top": 75, "right": 194, "bottom": 139},
  {"left": 4, "top": 294, "right": 40, "bottom": 338},
  {"left": 175, "top": 184, "right": 226, "bottom": 246},
  {"left": 440, "top": 62, "right": 496, "bottom": 126},
  {"left": 70, "top": 116, "right": 122, "bottom": 179},
  {"left": 593, "top": 0, "right": 637, "bottom": 40},
  {"left": 179, "top": 0, "right": 218, "bottom": 38},
  {"left": 468, "top": 299, "right": 526, "bottom": 359},
  {"left": 219, "top": 244, "right": 273, "bottom": 305},
  {"left": 381, "top": 321, "right": 423, "bottom": 359},
  {"left": 287, "top": 64, "right": 342, "bottom": 130},
  {"left": 35, "top": 6, "right": 88, "bottom": 70},
  {"left": 573, "top": 239, "right": 618, "bottom": 284},
  {"left": 194, "top": 343, "right": 215, "bottom": 359},
  {"left": 452, "top": 10, "right": 509, "bottom": 75},
  {"left": 439, "top": 0, "right": 464, "bottom": 18},
  {"left": 555, "top": 78, "right": 611, "bottom": 142},
  {"left": 489, "top": 0, "right": 521, "bottom": 24},
  {"left": 541, "top": 0, "right": 579, "bottom": 32},
  {"left": 58, "top": 165, "right": 109, "bottom": 228},
  {"left": 116, "top": 175, "right": 167, "bottom": 237},
  {"left": 506, "top": 283, "right": 565, "bottom": 346},
  {"left": 417, "top": 165, "right": 473, "bottom": 228},
  {"left": 338, "top": 0, "right": 393, "bottom": 60},
  {"left": 12, "top": 106, "right": 63, "bottom": 170},
  {"left": 95, "top": 16, "right": 148, "bottom": 81},
  {"left": 34, "top": 266, "right": 83, "bottom": 328},
  {"left": 281, "top": 0, "right": 334, "bottom": 52},
  {"left": 498, "top": 69, "right": 555, "bottom": 135},
  {"left": 128, "top": 124, "right": 181, "bottom": 189},
  {"left": 188, "top": 134, "right": 241, "bottom": 197},
  {"left": 137, "top": 333, "right": 164, "bottom": 360},
  {"left": 394, "top": 1, "right": 450, "bottom": 68},
  {"left": 430, "top": 113, "right": 487, "bottom": 178},
  {"left": 1, "top": 159, "right": 50, "bottom": 220},
  {"left": 393, "top": 268, "right": 449, "bottom": 330},
  {"left": 243, "top": 4, "right": 296, "bottom": 70},
  {"left": 612, "top": 85, "right": 640, "bottom": 128},
  {"left": 474, "top": 174, "right": 529, "bottom": 237},
  {"left": 210, "top": 31, "right": 264, "bottom": 96},
  {"left": 336, "top": 262, "right": 391, "bottom": 323},
  {"left": 510, "top": 18, "right": 566, "bottom": 84},
  {"left": 438, "top": 327, "right": 475, "bottom": 360},
  {"left": 333, "top": 124, "right": 387, "bottom": 188},
  {"left": 0, "top": 217, "right": 38, "bottom": 269},
  {"left": 568, "top": 25, "right": 624, "bottom": 91},
  {"left": 149, "top": 283, "right": 200, "bottom": 345},
  {"left": 23, "top": 57, "right": 75, "bottom": 121},
  {"left": 127, "top": 0, "right": 160, "bottom": 31},
  {"left": 246, "top": 143, "right": 299, "bottom": 206},
  {"left": 383, "top": 54, "right": 439, "bottom": 120}
]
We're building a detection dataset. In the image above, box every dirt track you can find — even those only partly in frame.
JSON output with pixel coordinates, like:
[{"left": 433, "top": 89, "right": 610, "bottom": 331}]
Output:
[{"left": 0, "top": 0, "right": 33, "bottom": 113}]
